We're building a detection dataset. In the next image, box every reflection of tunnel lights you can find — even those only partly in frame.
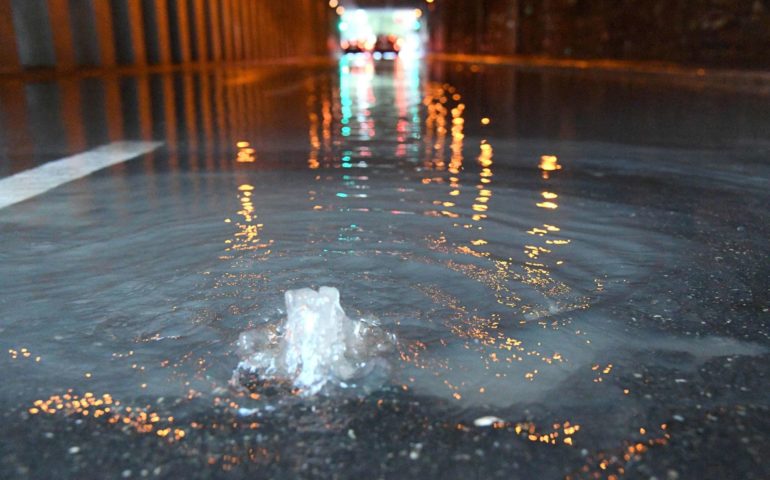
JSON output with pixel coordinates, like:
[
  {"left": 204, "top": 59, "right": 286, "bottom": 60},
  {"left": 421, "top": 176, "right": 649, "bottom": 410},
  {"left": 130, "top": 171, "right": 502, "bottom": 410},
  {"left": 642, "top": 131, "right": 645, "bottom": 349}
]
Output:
[
  {"left": 539, "top": 155, "right": 561, "bottom": 179},
  {"left": 539, "top": 155, "right": 561, "bottom": 171}
]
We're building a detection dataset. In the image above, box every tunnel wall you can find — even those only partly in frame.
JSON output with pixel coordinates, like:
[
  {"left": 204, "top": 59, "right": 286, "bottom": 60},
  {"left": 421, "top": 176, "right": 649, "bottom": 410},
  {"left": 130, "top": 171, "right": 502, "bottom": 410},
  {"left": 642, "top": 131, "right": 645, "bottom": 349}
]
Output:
[
  {"left": 429, "top": 0, "right": 770, "bottom": 69},
  {"left": 0, "top": 0, "right": 333, "bottom": 73}
]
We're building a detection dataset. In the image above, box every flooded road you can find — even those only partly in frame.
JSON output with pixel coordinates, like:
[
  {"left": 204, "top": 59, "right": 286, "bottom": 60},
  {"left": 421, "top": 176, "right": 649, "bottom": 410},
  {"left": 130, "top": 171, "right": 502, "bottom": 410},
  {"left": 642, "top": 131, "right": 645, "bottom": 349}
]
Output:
[{"left": 1, "top": 56, "right": 769, "bottom": 479}]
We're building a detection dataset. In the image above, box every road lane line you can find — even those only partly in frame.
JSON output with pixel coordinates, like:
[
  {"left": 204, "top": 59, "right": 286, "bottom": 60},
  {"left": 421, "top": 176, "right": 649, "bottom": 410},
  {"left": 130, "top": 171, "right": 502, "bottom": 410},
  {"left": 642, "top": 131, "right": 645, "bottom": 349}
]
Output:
[{"left": 0, "top": 141, "right": 163, "bottom": 210}]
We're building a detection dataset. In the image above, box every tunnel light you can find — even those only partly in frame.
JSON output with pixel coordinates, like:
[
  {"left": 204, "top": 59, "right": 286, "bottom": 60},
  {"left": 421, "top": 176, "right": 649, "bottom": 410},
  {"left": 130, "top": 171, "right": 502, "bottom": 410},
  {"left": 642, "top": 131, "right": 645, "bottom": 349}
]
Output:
[
  {"left": 329, "top": 0, "right": 338, "bottom": 7},
  {"left": 336, "top": 6, "right": 345, "bottom": 15}
]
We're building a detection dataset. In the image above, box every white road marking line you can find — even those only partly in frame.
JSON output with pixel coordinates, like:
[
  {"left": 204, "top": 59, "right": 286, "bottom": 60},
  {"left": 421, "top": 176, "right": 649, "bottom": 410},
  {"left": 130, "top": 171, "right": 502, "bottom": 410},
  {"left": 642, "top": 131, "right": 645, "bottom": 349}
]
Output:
[{"left": 0, "top": 141, "right": 163, "bottom": 210}]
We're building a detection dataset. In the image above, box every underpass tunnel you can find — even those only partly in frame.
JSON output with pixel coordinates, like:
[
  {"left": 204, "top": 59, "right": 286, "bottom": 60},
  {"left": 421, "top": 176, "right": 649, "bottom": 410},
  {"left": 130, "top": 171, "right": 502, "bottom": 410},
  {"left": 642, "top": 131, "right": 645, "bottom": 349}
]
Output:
[
  {"left": 0, "top": 2, "right": 770, "bottom": 480},
  {"left": 2, "top": 1, "right": 770, "bottom": 73}
]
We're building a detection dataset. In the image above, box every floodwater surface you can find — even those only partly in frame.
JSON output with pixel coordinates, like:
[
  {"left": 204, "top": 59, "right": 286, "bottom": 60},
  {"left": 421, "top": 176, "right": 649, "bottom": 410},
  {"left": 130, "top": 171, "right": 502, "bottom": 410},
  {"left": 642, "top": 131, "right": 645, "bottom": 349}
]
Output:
[{"left": 1, "top": 56, "right": 769, "bottom": 479}]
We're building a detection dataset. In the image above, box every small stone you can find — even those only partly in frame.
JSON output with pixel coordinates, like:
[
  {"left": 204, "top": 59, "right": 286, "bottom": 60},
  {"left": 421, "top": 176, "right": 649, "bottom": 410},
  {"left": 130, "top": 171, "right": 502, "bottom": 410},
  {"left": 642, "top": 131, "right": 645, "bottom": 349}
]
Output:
[
  {"left": 347, "top": 429, "right": 356, "bottom": 440},
  {"left": 122, "top": 469, "right": 132, "bottom": 478},
  {"left": 673, "top": 414, "right": 685, "bottom": 422},
  {"left": 474, "top": 416, "right": 505, "bottom": 427},
  {"left": 68, "top": 446, "right": 80, "bottom": 454},
  {"left": 667, "top": 469, "right": 680, "bottom": 480},
  {"left": 237, "top": 407, "right": 259, "bottom": 417},
  {"left": 409, "top": 442, "right": 423, "bottom": 460}
]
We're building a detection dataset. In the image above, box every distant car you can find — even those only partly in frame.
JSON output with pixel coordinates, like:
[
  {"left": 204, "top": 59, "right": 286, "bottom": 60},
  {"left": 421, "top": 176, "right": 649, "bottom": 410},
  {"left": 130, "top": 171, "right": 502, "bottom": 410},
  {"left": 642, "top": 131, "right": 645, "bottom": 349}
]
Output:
[
  {"left": 341, "top": 40, "right": 366, "bottom": 54},
  {"left": 373, "top": 35, "right": 400, "bottom": 55}
]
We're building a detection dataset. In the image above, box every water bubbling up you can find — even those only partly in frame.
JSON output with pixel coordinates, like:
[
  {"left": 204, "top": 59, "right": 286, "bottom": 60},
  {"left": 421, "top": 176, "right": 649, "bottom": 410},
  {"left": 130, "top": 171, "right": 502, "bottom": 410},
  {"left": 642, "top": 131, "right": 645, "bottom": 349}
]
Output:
[{"left": 233, "top": 287, "right": 395, "bottom": 395}]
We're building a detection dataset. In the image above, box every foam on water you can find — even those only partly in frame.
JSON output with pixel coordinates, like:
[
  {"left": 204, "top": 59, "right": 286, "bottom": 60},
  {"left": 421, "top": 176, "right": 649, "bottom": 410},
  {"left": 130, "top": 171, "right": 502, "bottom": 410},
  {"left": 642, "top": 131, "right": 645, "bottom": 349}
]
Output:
[{"left": 234, "top": 286, "right": 395, "bottom": 395}]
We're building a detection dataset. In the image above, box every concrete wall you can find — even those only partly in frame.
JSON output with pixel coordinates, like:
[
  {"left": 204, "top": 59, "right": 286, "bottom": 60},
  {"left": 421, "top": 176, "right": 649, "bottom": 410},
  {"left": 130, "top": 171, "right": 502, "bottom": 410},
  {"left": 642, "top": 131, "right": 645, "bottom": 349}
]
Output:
[
  {"left": 429, "top": 0, "right": 770, "bottom": 69},
  {"left": 10, "top": 0, "right": 57, "bottom": 67},
  {"left": 0, "top": 0, "right": 332, "bottom": 72}
]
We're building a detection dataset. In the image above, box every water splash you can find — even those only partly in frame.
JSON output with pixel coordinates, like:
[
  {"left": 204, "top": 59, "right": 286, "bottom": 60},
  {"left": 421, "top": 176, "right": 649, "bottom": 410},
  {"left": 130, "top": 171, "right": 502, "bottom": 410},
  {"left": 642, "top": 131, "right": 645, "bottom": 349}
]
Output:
[{"left": 233, "top": 287, "right": 395, "bottom": 396}]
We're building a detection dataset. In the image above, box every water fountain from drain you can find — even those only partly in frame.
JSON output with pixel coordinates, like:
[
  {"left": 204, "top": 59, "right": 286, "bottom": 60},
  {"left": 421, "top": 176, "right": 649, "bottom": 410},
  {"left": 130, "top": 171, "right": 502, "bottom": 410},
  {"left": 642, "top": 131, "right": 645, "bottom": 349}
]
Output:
[{"left": 233, "top": 286, "right": 396, "bottom": 395}]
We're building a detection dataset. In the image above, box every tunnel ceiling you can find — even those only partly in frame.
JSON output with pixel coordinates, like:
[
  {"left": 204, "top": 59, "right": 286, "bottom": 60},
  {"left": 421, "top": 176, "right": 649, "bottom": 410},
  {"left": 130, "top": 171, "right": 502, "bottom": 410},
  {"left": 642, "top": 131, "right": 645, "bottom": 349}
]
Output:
[{"left": 349, "top": 0, "right": 424, "bottom": 8}]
